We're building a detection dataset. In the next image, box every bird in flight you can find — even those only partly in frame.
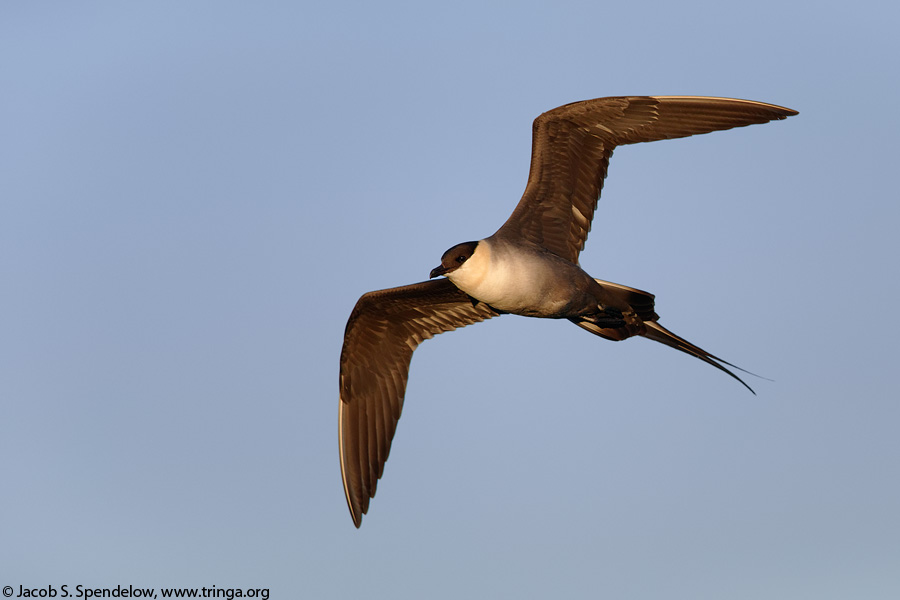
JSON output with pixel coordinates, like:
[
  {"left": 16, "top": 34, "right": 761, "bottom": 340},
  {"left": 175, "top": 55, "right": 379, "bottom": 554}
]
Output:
[{"left": 338, "top": 95, "right": 797, "bottom": 527}]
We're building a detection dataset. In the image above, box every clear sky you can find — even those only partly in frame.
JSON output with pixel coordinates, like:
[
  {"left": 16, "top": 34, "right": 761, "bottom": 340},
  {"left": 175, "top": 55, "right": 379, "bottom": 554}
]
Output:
[{"left": 2, "top": 2, "right": 898, "bottom": 598}]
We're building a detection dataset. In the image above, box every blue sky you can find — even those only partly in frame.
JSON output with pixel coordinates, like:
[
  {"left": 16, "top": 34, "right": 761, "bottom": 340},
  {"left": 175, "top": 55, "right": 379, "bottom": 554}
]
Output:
[{"left": 2, "top": 2, "right": 898, "bottom": 598}]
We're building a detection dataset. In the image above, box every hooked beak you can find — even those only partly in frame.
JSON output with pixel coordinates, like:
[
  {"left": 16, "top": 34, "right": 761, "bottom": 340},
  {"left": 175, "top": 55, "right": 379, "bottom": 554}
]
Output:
[{"left": 430, "top": 265, "right": 448, "bottom": 279}]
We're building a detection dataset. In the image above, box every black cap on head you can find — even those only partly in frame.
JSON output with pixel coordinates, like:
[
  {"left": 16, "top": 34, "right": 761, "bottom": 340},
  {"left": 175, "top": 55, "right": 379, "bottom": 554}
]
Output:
[{"left": 430, "top": 241, "right": 479, "bottom": 278}]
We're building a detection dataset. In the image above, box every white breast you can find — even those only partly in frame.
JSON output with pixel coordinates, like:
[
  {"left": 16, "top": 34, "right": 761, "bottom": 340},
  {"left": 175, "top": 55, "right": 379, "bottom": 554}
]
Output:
[{"left": 446, "top": 239, "right": 567, "bottom": 313}]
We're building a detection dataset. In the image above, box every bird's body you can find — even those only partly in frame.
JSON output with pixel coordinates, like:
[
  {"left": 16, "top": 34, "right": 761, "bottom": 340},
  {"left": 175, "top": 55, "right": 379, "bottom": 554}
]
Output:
[
  {"left": 442, "top": 238, "right": 605, "bottom": 318},
  {"left": 339, "top": 95, "right": 797, "bottom": 527}
]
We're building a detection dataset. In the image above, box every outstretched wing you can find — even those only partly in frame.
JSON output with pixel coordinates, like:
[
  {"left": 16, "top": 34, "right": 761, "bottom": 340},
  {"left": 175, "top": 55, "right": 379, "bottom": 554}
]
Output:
[
  {"left": 339, "top": 278, "right": 499, "bottom": 527},
  {"left": 496, "top": 96, "right": 798, "bottom": 263}
]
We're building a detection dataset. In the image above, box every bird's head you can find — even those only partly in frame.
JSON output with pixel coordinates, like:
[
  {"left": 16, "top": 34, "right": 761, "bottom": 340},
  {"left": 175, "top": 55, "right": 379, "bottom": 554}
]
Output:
[{"left": 430, "top": 241, "right": 480, "bottom": 279}]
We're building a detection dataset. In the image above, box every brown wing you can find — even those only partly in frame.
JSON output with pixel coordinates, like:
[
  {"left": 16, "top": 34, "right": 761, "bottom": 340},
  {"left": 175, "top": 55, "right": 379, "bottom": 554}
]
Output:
[
  {"left": 495, "top": 96, "right": 798, "bottom": 263},
  {"left": 339, "top": 278, "right": 499, "bottom": 527}
]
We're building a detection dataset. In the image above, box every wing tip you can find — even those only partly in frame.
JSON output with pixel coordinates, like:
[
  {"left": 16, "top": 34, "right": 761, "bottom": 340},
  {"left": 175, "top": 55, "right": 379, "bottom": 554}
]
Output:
[
  {"left": 339, "top": 397, "right": 365, "bottom": 528},
  {"left": 650, "top": 95, "right": 798, "bottom": 118}
]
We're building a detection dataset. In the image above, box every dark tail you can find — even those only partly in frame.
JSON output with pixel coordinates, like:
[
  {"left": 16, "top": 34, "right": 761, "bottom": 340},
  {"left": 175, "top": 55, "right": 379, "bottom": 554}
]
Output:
[
  {"left": 571, "top": 278, "right": 759, "bottom": 394},
  {"left": 641, "top": 321, "right": 757, "bottom": 394}
]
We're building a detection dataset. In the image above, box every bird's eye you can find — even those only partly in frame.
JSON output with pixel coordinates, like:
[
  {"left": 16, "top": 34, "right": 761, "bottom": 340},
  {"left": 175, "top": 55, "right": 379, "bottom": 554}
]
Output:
[{"left": 456, "top": 255, "right": 467, "bottom": 263}]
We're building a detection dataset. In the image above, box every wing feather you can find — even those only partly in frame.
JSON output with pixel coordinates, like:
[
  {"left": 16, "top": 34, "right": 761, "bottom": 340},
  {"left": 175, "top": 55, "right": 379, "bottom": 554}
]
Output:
[
  {"left": 496, "top": 95, "right": 797, "bottom": 263},
  {"left": 339, "top": 278, "right": 499, "bottom": 527}
]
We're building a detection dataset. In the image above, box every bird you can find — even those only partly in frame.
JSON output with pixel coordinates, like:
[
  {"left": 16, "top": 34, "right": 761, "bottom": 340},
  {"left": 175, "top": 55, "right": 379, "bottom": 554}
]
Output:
[{"left": 338, "top": 95, "right": 797, "bottom": 527}]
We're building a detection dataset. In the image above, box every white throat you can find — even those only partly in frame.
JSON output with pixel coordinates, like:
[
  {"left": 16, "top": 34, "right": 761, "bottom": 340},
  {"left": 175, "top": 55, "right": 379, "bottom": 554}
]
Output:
[
  {"left": 446, "top": 240, "right": 492, "bottom": 296},
  {"left": 446, "top": 239, "right": 544, "bottom": 311}
]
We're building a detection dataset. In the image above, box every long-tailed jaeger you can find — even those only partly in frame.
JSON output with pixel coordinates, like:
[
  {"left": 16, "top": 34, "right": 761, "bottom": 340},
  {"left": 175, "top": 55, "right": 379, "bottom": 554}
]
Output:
[{"left": 339, "top": 95, "right": 797, "bottom": 527}]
